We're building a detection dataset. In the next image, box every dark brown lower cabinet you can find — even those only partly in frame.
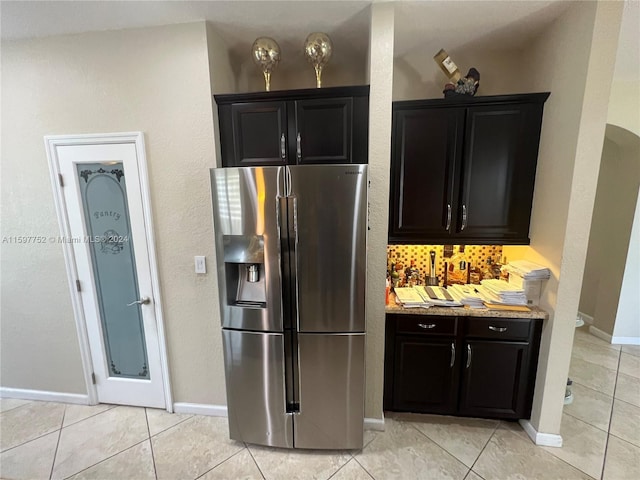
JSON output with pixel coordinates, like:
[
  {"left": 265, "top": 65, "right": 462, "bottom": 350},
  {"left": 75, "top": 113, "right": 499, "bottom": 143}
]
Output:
[
  {"left": 384, "top": 314, "right": 543, "bottom": 420},
  {"left": 393, "top": 336, "right": 459, "bottom": 414},
  {"left": 458, "top": 340, "right": 530, "bottom": 419}
]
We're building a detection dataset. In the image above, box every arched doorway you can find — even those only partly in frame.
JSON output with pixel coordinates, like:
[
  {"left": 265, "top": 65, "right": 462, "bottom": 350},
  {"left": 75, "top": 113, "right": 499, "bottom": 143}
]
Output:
[{"left": 579, "top": 124, "right": 640, "bottom": 343}]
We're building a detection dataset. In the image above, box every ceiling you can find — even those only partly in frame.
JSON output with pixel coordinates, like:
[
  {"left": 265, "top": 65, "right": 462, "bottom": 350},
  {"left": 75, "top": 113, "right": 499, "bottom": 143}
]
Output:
[
  {"left": 1, "top": 0, "right": 637, "bottom": 80},
  {"left": 0, "top": 1, "right": 569, "bottom": 52}
]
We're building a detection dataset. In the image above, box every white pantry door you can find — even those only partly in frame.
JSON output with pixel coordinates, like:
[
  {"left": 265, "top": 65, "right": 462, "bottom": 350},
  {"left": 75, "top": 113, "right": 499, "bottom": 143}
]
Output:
[{"left": 46, "top": 134, "right": 169, "bottom": 409}]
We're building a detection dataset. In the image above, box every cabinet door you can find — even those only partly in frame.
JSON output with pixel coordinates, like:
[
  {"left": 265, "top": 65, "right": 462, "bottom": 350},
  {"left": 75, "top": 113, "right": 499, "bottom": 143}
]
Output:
[
  {"left": 459, "top": 340, "right": 530, "bottom": 418},
  {"left": 227, "top": 102, "right": 288, "bottom": 166},
  {"left": 389, "top": 107, "right": 464, "bottom": 242},
  {"left": 293, "top": 98, "right": 353, "bottom": 164},
  {"left": 392, "top": 335, "right": 459, "bottom": 414},
  {"left": 455, "top": 104, "right": 543, "bottom": 242}
]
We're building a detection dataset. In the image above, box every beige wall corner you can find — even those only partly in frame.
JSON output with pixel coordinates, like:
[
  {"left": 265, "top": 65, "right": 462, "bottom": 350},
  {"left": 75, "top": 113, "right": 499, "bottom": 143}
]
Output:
[
  {"left": 206, "top": 21, "right": 236, "bottom": 171},
  {"left": 365, "top": 1, "right": 394, "bottom": 421},
  {"left": 517, "top": 0, "right": 624, "bottom": 436},
  {"left": 607, "top": 0, "right": 640, "bottom": 138}
]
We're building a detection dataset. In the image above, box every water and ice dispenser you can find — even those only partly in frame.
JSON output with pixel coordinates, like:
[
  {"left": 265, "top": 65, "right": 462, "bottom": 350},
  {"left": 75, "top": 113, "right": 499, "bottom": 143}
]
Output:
[{"left": 223, "top": 235, "right": 266, "bottom": 308}]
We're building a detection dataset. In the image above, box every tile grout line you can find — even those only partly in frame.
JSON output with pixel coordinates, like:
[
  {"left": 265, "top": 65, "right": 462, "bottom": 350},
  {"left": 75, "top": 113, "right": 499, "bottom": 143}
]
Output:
[
  {"left": 48, "top": 404, "right": 67, "bottom": 480},
  {"left": 465, "top": 467, "right": 487, "bottom": 480},
  {"left": 351, "top": 455, "right": 377, "bottom": 480},
  {"left": 327, "top": 457, "right": 374, "bottom": 480},
  {"left": 0, "top": 403, "right": 71, "bottom": 455},
  {"left": 146, "top": 414, "right": 194, "bottom": 438},
  {"left": 562, "top": 411, "right": 610, "bottom": 434},
  {"left": 403, "top": 418, "right": 481, "bottom": 469},
  {"left": 616, "top": 350, "right": 640, "bottom": 380},
  {"left": 539, "top": 346, "right": 621, "bottom": 480},
  {"left": 144, "top": 408, "right": 158, "bottom": 480},
  {"left": 59, "top": 439, "right": 150, "bottom": 480},
  {"left": 498, "top": 420, "right": 599, "bottom": 480},
  {"left": 1, "top": 428, "right": 61, "bottom": 455},
  {"left": 545, "top": 410, "right": 611, "bottom": 476},
  {"left": 0, "top": 401, "right": 32, "bottom": 415},
  {"left": 350, "top": 428, "right": 380, "bottom": 479},
  {"left": 600, "top": 346, "right": 623, "bottom": 480},
  {"left": 608, "top": 395, "right": 640, "bottom": 409},
  {"left": 193, "top": 446, "right": 248, "bottom": 480},
  {"left": 569, "top": 379, "right": 615, "bottom": 399},
  {"left": 61, "top": 404, "right": 118, "bottom": 429},
  {"left": 619, "top": 347, "right": 640, "bottom": 359},
  {"left": 465, "top": 420, "right": 501, "bottom": 477},
  {"left": 245, "top": 444, "right": 267, "bottom": 480},
  {"left": 52, "top": 402, "right": 152, "bottom": 480},
  {"left": 571, "top": 356, "right": 619, "bottom": 377},
  {"left": 607, "top": 431, "right": 640, "bottom": 449},
  {"left": 540, "top": 446, "right": 599, "bottom": 480},
  {"left": 574, "top": 335, "right": 622, "bottom": 351}
]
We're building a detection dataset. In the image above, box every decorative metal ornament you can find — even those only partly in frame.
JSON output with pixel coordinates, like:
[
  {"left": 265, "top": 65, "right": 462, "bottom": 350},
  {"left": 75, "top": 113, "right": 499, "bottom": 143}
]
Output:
[
  {"left": 303, "top": 32, "right": 333, "bottom": 88},
  {"left": 251, "top": 37, "right": 281, "bottom": 91}
]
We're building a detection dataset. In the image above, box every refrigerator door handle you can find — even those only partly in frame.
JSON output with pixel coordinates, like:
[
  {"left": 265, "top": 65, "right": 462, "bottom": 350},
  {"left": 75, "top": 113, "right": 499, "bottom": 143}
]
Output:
[
  {"left": 285, "top": 165, "right": 292, "bottom": 197},
  {"left": 276, "top": 166, "right": 284, "bottom": 198},
  {"left": 289, "top": 195, "right": 300, "bottom": 329},
  {"left": 278, "top": 192, "right": 301, "bottom": 414},
  {"left": 288, "top": 195, "right": 301, "bottom": 412}
]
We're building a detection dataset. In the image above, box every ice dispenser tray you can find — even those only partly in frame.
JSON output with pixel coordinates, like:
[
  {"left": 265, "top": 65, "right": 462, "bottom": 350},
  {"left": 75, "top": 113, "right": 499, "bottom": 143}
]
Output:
[{"left": 223, "top": 235, "right": 267, "bottom": 308}]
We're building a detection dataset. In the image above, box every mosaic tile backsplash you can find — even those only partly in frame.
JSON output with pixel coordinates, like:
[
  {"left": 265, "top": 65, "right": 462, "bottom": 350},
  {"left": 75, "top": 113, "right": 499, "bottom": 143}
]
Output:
[{"left": 387, "top": 244, "right": 504, "bottom": 283}]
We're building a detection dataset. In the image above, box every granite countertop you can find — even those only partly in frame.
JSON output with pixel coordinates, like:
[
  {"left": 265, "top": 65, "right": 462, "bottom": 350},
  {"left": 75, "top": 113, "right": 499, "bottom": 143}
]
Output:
[{"left": 385, "top": 294, "right": 548, "bottom": 320}]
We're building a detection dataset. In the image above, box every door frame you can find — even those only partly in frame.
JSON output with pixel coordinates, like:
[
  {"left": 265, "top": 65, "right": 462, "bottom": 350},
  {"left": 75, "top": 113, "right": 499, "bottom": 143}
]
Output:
[{"left": 44, "top": 132, "right": 173, "bottom": 411}]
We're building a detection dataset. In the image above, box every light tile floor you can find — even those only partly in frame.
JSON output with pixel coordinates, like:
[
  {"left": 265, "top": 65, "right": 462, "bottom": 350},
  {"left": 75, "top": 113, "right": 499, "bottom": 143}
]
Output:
[{"left": 1, "top": 326, "right": 638, "bottom": 479}]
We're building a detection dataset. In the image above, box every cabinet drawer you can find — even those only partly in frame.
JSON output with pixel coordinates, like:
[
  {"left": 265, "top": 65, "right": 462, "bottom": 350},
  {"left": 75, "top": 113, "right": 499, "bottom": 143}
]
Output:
[
  {"left": 393, "top": 315, "right": 457, "bottom": 336},
  {"left": 466, "top": 317, "right": 531, "bottom": 341}
]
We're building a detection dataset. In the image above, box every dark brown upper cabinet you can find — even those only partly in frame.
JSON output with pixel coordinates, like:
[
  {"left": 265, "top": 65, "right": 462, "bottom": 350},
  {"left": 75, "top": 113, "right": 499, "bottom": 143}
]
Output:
[
  {"left": 215, "top": 86, "right": 369, "bottom": 167},
  {"left": 389, "top": 93, "right": 549, "bottom": 245}
]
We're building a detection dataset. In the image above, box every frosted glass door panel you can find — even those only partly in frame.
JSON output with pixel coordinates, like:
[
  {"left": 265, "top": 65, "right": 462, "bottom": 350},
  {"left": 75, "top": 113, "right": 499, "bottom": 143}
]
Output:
[{"left": 77, "top": 163, "right": 149, "bottom": 379}]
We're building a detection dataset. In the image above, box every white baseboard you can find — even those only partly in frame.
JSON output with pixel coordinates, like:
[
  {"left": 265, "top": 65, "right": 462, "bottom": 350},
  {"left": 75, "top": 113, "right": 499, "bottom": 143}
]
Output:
[
  {"left": 519, "top": 419, "right": 563, "bottom": 447},
  {"left": 588, "top": 325, "right": 639, "bottom": 345},
  {"left": 173, "top": 402, "right": 228, "bottom": 417},
  {"left": 364, "top": 416, "right": 385, "bottom": 431},
  {"left": 589, "top": 325, "right": 613, "bottom": 343},
  {"left": 0, "top": 387, "right": 90, "bottom": 405},
  {"left": 578, "top": 311, "right": 594, "bottom": 325},
  {"left": 611, "top": 336, "right": 640, "bottom": 345}
]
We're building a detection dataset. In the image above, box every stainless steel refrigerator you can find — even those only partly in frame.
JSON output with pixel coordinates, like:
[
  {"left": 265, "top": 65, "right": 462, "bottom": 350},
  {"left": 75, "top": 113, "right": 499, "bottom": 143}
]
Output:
[{"left": 210, "top": 164, "right": 367, "bottom": 450}]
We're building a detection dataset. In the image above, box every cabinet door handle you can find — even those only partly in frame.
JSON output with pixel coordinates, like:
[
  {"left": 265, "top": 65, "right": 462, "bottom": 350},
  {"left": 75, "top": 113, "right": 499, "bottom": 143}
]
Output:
[
  {"left": 450, "top": 342, "right": 455, "bottom": 368},
  {"left": 446, "top": 204, "right": 452, "bottom": 231},
  {"left": 466, "top": 344, "right": 472, "bottom": 368},
  {"left": 488, "top": 325, "right": 507, "bottom": 332},
  {"left": 296, "top": 132, "right": 301, "bottom": 161},
  {"left": 418, "top": 323, "right": 436, "bottom": 329},
  {"left": 461, "top": 204, "right": 468, "bottom": 231},
  {"left": 280, "top": 133, "right": 286, "bottom": 159}
]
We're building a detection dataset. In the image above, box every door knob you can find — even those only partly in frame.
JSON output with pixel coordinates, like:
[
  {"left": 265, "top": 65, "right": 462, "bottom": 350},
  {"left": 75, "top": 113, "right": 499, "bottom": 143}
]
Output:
[{"left": 127, "top": 297, "right": 151, "bottom": 306}]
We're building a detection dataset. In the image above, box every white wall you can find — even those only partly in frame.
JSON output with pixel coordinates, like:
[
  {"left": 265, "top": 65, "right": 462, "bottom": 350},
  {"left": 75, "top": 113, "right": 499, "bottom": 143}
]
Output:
[
  {"left": 614, "top": 189, "right": 640, "bottom": 341},
  {"left": 364, "top": 1, "right": 394, "bottom": 421},
  {"left": 503, "top": 0, "right": 623, "bottom": 435},
  {"left": 0, "top": 22, "right": 226, "bottom": 405}
]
